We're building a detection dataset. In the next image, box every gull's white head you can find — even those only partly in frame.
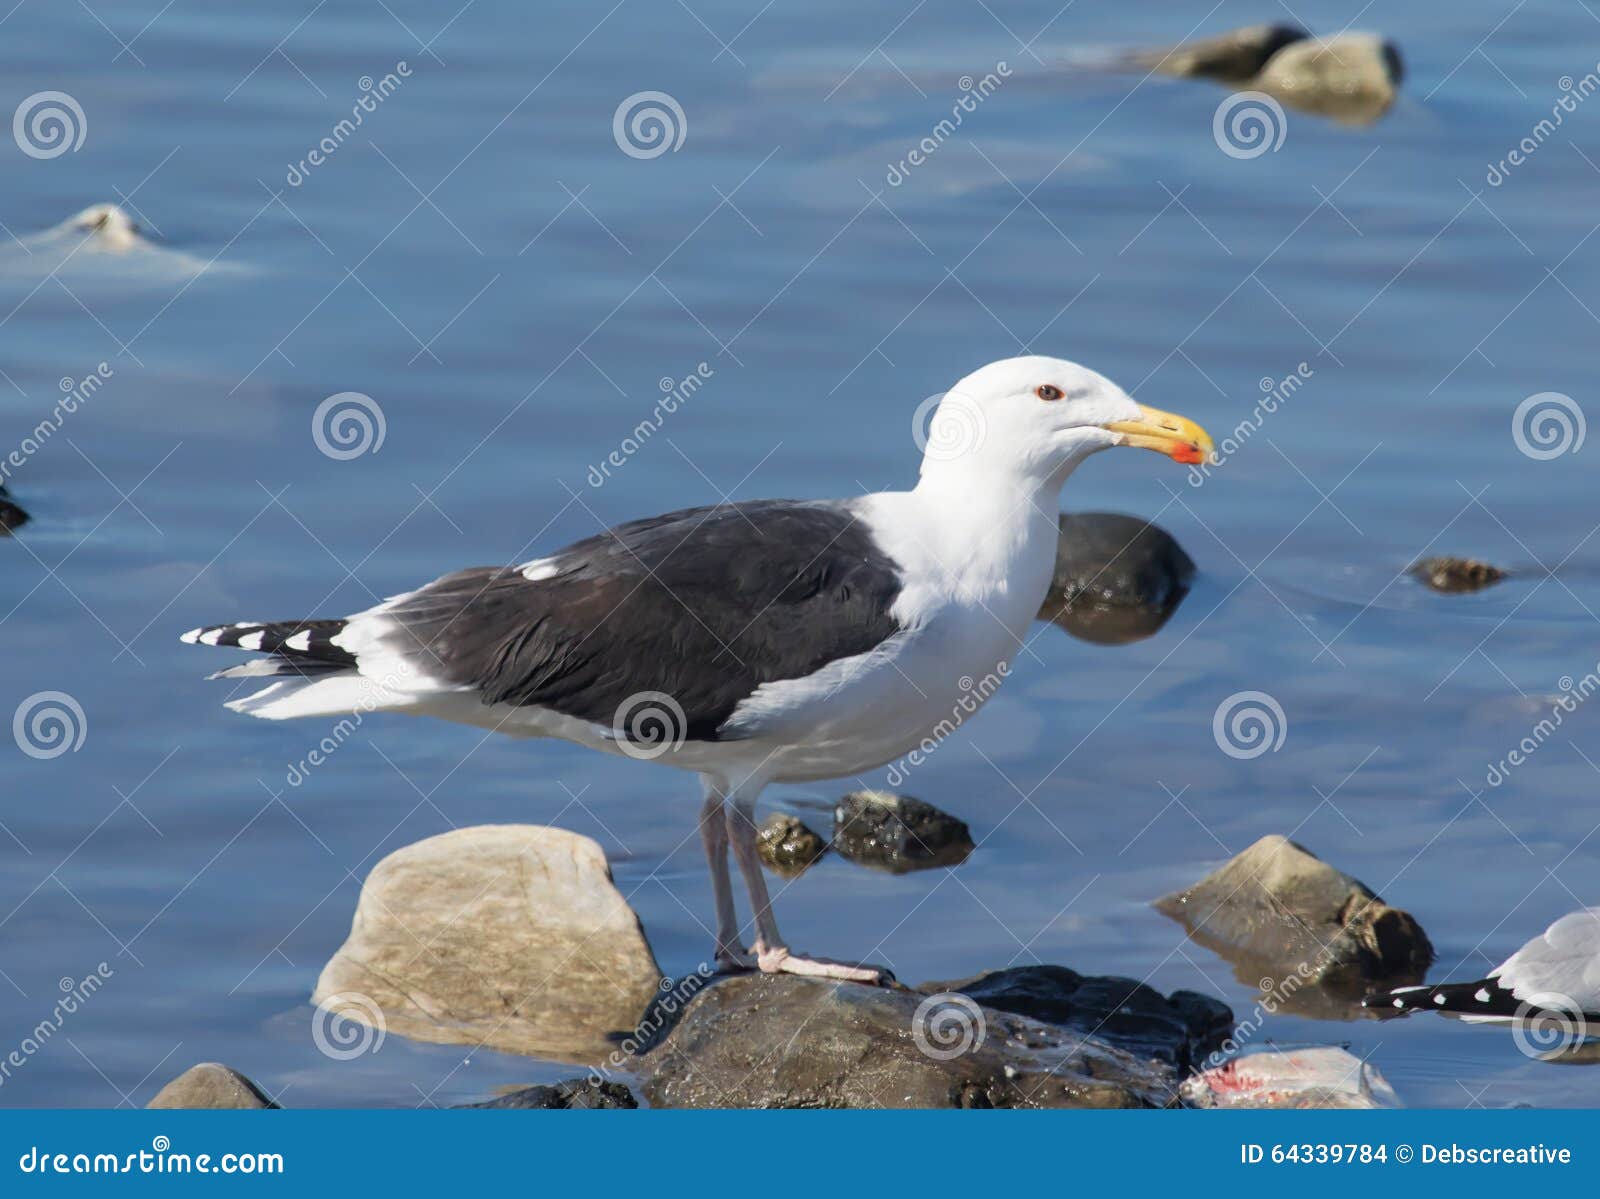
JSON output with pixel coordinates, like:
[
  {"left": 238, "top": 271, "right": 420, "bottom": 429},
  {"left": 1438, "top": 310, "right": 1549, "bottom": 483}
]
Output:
[{"left": 915, "top": 355, "right": 1213, "bottom": 491}]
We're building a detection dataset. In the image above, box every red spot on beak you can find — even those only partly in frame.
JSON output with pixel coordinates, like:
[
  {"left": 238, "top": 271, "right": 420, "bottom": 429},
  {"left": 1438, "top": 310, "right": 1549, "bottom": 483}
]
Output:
[{"left": 1171, "top": 445, "right": 1203, "bottom": 465}]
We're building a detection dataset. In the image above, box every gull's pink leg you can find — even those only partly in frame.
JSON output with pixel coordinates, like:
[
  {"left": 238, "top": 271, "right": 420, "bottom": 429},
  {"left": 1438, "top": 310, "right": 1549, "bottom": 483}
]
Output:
[
  {"left": 724, "top": 787, "right": 887, "bottom": 985},
  {"left": 700, "top": 778, "right": 751, "bottom": 970}
]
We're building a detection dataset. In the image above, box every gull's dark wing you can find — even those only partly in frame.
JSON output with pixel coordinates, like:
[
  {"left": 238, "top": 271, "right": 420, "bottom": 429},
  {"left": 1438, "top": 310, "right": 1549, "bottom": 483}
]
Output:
[{"left": 376, "top": 501, "right": 905, "bottom": 740}]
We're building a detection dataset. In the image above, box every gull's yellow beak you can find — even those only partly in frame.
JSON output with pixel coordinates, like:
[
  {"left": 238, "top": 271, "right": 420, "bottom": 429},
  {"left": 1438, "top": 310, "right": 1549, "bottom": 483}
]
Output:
[{"left": 1103, "top": 404, "right": 1215, "bottom": 466}]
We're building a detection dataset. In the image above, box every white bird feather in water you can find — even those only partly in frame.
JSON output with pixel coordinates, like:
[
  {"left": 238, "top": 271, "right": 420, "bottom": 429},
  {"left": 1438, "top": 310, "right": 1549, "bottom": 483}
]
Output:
[
  {"left": 1368, "top": 907, "right": 1600, "bottom": 1025},
  {"left": 178, "top": 356, "right": 1214, "bottom": 983}
]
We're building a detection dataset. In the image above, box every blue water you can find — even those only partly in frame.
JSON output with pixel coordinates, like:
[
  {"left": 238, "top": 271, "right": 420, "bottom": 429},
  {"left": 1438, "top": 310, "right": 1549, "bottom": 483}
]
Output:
[{"left": 3, "top": 0, "right": 1599, "bottom": 1107}]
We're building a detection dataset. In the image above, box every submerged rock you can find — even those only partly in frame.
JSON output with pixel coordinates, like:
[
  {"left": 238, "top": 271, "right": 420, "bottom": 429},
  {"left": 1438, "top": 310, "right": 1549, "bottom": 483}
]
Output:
[
  {"left": 456, "top": 1078, "right": 638, "bottom": 1109},
  {"left": 1155, "top": 835, "right": 1433, "bottom": 1011},
  {"left": 1183, "top": 1047, "right": 1401, "bottom": 1109},
  {"left": 0, "top": 484, "right": 27, "bottom": 535},
  {"left": 63, "top": 203, "right": 144, "bottom": 253},
  {"left": 1129, "top": 24, "right": 1401, "bottom": 126},
  {"left": 1255, "top": 34, "right": 1404, "bottom": 124},
  {"left": 638, "top": 973, "right": 1184, "bottom": 1108},
  {"left": 1136, "top": 22, "right": 1309, "bottom": 83},
  {"left": 314, "top": 825, "right": 663, "bottom": 1062},
  {"left": 917, "top": 965, "right": 1233, "bottom": 1073},
  {"left": 147, "top": 1063, "right": 277, "bottom": 1109},
  {"left": 0, "top": 203, "right": 243, "bottom": 284},
  {"left": 1411, "top": 555, "right": 1508, "bottom": 594},
  {"left": 1040, "top": 512, "right": 1195, "bottom": 645},
  {"left": 757, "top": 812, "right": 828, "bottom": 877},
  {"left": 833, "top": 791, "right": 973, "bottom": 874}
]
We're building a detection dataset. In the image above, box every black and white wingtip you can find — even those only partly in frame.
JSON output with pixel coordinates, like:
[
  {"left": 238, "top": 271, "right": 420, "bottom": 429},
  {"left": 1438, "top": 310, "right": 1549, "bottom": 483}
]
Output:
[
  {"left": 179, "top": 619, "right": 358, "bottom": 678},
  {"left": 1365, "top": 979, "right": 1523, "bottom": 1019}
]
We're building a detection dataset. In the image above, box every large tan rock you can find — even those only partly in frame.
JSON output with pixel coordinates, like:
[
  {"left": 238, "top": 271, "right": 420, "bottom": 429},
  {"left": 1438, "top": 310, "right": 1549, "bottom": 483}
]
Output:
[
  {"left": 1155, "top": 835, "right": 1432, "bottom": 1013},
  {"left": 1254, "top": 33, "right": 1403, "bottom": 123},
  {"left": 314, "top": 825, "right": 662, "bottom": 1063},
  {"left": 147, "top": 1063, "right": 276, "bottom": 1109}
]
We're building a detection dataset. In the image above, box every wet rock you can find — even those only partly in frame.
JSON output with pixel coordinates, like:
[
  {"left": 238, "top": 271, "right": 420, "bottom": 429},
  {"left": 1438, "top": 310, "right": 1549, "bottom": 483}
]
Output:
[
  {"left": 638, "top": 973, "right": 1180, "bottom": 1108},
  {"left": 147, "top": 1063, "right": 277, "bottom": 1109},
  {"left": 1411, "top": 555, "right": 1508, "bottom": 594},
  {"left": 314, "top": 825, "right": 663, "bottom": 1062},
  {"left": 1255, "top": 34, "right": 1404, "bottom": 124},
  {"left": 1129, "top": 25, "right": 1401, "bottom": 126},
  {"left": 917, "top": 965, "right": 1233, "bottom": 1073},
  {"left": 1183, "top": 1047, "right": 1401, "bottom": 1109},
  {"left": 1155, "top": 835, "right": 1433, "bottom": 1007},
  {"left": 1, "top": 204, "right": 242, "bottom": 285},
  {"left": 0, "top": 485, "right": 27, "bottom": 535},
  {"left": 1136, "top": 22, "right": 1309, "bottom": 83},
  {"left": 456, "top": 1078, "right": 638, "bottom": 1109},
  {"left": 1040, "top": 513, "right": 1194, "bottom": 645},
  {"left": 757, "top": 812, "right": 827, "bottom": 877},
  {"left": 65, "top": 203, "right": 144, "bottom": 252},
  {"left": 833, "top": 791, "right": 973, "bottom": 874}
]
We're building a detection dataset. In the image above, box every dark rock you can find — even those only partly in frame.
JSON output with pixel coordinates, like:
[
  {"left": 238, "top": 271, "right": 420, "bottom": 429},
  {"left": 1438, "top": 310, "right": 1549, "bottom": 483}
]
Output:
[
  {"left": 1039, "top": 513, "right": 1194, "bottom": 645},
  {"left": 147, "top": 1063, "right": 277, "bottom": 1109},
  {"left": 1135, "top": 22, "right": 1309, "bottom": 82},
  {"left": 916, "top": 965, "right": 1234, "bottom": 1073},
  {"left": 638, "top": 973, "right": 1181, "bottom": 1109},
  {"left": 1411, "top": 556, "right": 1508, "bottom": 594},
  {"left": 0, "top": 484, "right": 28, "bottom": 535},
  {"left": 1155, "top": 835, "right": 1433, "bottom": 1015},
  {"left": 757, "top": 812, "right": 827, "bottom": 877},
  {"left": 456, "top": 1078, "right": 637, "bottom": 1109},
  {"left": 833, "top": 791, "right": 973, "bottom": 874}
]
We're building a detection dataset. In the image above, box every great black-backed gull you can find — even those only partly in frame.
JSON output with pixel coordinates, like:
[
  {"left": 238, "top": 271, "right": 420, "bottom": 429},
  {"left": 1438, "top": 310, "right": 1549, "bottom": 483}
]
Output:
[
  {"left": 1367, "top": 907, "right": 1600, "bottom": 1025},
  {"left": 181, "top": 355, "right": 1213, "bottom": 983}
]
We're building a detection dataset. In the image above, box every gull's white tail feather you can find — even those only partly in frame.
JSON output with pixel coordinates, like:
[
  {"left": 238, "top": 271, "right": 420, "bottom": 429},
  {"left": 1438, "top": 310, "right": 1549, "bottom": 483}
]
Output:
[{"left": 225, "top": 675, "right": 414, "bottom": 721}]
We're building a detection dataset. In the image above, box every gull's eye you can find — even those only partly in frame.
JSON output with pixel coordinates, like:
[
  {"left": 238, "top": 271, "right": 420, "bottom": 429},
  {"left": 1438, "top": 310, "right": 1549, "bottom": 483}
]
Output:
[{"left": 1035, "top": 384, "right": 1064, "bottom": 402}]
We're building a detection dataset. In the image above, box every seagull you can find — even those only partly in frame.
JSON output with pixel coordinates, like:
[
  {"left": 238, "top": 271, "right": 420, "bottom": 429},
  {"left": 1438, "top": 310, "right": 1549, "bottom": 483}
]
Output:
[
  {"left": 1366, "top": 906, "right": 1600, "bottom": 1025},
  {"left": 180, "top": 356, "right": 1213, "bottom": 983}
]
